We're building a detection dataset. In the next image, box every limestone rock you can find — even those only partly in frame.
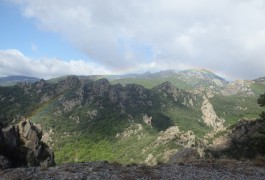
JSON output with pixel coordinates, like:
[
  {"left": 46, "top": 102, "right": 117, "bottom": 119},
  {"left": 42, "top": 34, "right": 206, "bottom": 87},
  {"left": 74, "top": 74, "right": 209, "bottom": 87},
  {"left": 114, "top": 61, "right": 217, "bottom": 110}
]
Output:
[
  {"left": 143, "top": 114, "right": 152, "bottom": 126},
  {"left": 153, "top": 82, "right": 197, "bottom": 107},
  {"left": 201, "top": 95, "right": 225, "bottom": 131},
  {"left": 221, "top": 80, "right": 254, "bottom": 96}
]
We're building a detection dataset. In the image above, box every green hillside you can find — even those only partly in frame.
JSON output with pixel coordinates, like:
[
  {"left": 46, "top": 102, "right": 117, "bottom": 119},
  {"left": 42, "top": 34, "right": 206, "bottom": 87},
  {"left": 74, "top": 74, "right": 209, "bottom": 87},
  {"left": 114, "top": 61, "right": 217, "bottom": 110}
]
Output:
[{"left": 0, "top": 70, "right": 264, "bottom": 165}]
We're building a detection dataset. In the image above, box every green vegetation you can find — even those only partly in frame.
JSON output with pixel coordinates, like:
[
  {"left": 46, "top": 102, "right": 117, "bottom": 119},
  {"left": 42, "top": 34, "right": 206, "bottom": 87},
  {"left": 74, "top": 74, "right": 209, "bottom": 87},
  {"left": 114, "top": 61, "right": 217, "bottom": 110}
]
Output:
[
  {"left": 0, "top": 85, "right": 40, "bottom": 123},
  {"left": 1, "top": 72, "right": 265, "bottom": 165},
  {"left": 111, "top": 77, "right": 189, "bottom": 89},
  {"left": 165, "top": 106, "right": 211, "bottom": 138},
  {"left": 46, "top": 75, "right": 70, "bottom": 84},
  {"left": 258, "top": 91, "right": 265, "bottom": 119},
  {"left": 211, "top": 95, "right": 262, "bottom": 125}
]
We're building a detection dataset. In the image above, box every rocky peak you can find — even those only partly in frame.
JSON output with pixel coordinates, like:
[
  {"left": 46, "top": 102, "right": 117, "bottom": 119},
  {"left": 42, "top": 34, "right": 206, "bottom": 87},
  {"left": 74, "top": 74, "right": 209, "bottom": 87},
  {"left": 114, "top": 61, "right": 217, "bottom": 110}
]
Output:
[
  {"left": 35, "top": 79, "right": 46, "bottom": 89},
  {"left": 17, "top": 81, "right": 32, "bottom": 89},
  {"left": 59, "top": 75, "right": 80, "bottom": 87},
  {"left": 93, "top": 78, "right": 110, "bottom": 96},
  {"left": 108, "top": 84, "right": 125, "bottom": 103},
  {"left": 153, "top": 82, "right": 197, "bottom": 107},
  {"left": 82, "top": 79, "right": 154, "bottom": 112},
  {"left": 177, "top": 69, "right": 228, "bottom": 89},
  {"left": 153, "top": 81, "right": 174, "bottom": 91},
  {"left": 125, "top": 84, "right": 147, "bottom": 97},
  {"left": 17, "top": 81, "right": 34, "bottom": 94},
  {"left": 179, "top": 69, "right": 225, "bottom": 81}
]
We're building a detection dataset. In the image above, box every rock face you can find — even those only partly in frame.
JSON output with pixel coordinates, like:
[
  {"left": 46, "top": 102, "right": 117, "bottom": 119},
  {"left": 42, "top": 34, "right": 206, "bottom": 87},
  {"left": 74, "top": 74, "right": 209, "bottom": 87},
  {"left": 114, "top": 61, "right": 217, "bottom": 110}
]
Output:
[
  {"left": 82, "top": 79, "right": 154, "bottom": 111},
  {"left": 201, "top": 96, "right": 225, "bottom": 131},
  {"left": 221, "top": 80, "right": 254, "bottom": 96},
  {"left": 153, "top": 82, "right": 198, "bottom": 107},
  {"left": 0, "top": 120, "right": 55, "bottom": 169}
]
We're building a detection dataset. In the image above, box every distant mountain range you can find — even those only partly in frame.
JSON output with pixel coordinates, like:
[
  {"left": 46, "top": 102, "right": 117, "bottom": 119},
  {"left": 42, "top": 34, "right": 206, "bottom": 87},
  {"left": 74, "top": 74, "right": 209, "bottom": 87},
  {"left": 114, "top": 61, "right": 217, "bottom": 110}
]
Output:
[
  {"left": 1, "top": 68, "right": 264, "bottom": 88},
  {"left": 0, "top": 68, "right": 265, "bottom": 166},
  {"left": 0, "top": 75, "right": 39, "bottom": 86}
]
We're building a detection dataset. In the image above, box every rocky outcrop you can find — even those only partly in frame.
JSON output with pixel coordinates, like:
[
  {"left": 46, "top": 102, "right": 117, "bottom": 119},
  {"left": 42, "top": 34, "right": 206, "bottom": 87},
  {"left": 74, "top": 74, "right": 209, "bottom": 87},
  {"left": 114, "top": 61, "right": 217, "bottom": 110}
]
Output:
[
  {"left": 143, "top": 114, "right": 152, "bottom": 126},
  {"left": 41, "top": 76, "right": 81, "bottom": 103},
  {"left": 207, "top": 119, "right": 265, "bottom": 159},
  {"left": 153, "top": 82, "right": 197, "bottom": 107},
  {"left": 58, "top": 76, "right": 80, "bottom": 92},
  {"left": 201, "top": 96, "right": 225, "bottom": 131},
  {"left": 221, "top": 80, "right": 254, "bottom": 96},
  {"left": 0, "top": 120, "right": 55, "bottom": 169},
  {"left": 82, "top": 79, "right": 153, "bottom": 111},
  {"left": 116, "top": 124, "right": 143, "bottom": 140},
  {"left": 153, "top": 126, "right": 195, "bottom": 149}
]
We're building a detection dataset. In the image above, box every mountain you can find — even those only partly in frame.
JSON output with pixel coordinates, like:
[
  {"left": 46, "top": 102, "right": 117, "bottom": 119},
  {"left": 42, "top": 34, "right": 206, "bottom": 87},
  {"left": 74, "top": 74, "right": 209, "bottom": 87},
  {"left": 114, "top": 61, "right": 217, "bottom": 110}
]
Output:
[
  {"left": 254, "top": 76, "right": 265, "bottom": 83},
  {"left": 0, "top": 69, "right": 264, "bottom": 166},
  {"left": 110, "top": 68, "right": 229, "bottom": 91},
  {"left": 0, "top": 76, "right": 39, "bottom": 86}
]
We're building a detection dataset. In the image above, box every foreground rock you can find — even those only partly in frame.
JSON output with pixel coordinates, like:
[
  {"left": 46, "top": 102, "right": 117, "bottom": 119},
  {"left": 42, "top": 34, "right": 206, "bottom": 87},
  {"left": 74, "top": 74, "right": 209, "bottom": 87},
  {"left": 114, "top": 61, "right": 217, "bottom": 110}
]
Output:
[
  {"left": 207, "top": 118, "right": 265, "bottom": 159},
  {"left": 0, "top": 160, "right": 264, "bottom": 180},
  {"left": 0, "top": 120, "right": 55, "bottom": 169}
]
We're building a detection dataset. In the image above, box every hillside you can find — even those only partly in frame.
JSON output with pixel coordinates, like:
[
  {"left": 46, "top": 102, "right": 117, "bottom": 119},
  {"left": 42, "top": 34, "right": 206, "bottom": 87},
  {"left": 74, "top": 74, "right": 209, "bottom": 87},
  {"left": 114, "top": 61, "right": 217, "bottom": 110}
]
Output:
[{"left": 0, "top": 69, "right": 265, "bottom": 166}]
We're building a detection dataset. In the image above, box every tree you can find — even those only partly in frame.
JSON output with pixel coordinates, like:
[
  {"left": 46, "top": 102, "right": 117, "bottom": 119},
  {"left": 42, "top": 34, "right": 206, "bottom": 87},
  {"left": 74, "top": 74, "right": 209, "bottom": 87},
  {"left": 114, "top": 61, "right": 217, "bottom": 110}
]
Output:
[{"left": 258, "top": 93, "right": 265, "bottom": 119}]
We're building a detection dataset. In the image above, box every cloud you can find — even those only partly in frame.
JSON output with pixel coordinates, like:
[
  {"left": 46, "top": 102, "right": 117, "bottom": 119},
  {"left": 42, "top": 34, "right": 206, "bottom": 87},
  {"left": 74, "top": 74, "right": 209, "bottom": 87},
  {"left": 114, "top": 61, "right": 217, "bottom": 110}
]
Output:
[
  {"left": 8, "top": 0, "right": 265, "bottom": 79},
  {"left": 0, "top": 49, "right": 111, "bottom": 79}
]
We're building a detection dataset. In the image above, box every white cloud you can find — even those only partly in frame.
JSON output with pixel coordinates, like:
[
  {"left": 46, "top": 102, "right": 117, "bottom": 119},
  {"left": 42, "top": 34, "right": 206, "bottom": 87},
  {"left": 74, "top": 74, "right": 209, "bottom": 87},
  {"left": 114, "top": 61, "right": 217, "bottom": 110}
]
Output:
[
  {"left": 0, "top": 49, "right": 111, "bottom": 79},
  {"left": 8, "top": 0, "right": 265, "bottom": 79}
]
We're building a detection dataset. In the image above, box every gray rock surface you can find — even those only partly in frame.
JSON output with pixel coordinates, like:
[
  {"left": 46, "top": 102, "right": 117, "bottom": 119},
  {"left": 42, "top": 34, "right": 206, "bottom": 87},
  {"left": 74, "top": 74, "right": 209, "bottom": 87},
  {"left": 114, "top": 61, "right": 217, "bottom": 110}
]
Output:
[{"left": 0, "top": 160, "right": 264, "bottom": 180}]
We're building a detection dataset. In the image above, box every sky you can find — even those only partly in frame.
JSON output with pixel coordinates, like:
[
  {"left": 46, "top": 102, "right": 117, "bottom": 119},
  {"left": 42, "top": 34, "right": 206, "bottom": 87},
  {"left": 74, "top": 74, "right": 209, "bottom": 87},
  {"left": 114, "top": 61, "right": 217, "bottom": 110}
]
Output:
[{"left": 1, "top": 0, "right": 265, "bottom": 80}]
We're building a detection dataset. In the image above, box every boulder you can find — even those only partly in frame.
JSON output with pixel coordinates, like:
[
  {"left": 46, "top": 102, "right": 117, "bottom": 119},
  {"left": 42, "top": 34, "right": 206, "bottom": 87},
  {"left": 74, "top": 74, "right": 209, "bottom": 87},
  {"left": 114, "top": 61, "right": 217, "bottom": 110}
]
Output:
[{"left": 206, "top": 119, "right": 265, "bottom": 159}]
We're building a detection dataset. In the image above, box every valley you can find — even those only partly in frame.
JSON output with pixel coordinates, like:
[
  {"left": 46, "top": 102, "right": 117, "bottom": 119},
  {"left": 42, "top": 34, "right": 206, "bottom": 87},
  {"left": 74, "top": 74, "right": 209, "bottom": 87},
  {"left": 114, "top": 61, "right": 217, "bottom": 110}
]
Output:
[{"left": 0, "top": 68, "right": 265, "bottom": 167}]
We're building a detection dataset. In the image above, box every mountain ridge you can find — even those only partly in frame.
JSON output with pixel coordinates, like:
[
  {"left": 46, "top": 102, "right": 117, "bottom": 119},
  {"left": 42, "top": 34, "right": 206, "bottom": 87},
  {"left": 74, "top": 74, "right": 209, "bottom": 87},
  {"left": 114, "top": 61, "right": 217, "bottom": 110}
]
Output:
[
  {"left": 0, "top": 69, "right": 264, "bottom": 166},
  {"left": 2, "top": 68, "right": 265, "bottom": 88}
]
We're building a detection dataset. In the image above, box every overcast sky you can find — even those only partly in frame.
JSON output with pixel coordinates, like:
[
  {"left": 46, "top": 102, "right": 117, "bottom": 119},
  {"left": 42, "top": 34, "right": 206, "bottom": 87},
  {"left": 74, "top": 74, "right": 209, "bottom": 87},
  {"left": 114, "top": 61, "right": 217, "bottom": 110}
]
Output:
[{"left": 1, "top": 0, "right": 265, "bottom": 80}]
